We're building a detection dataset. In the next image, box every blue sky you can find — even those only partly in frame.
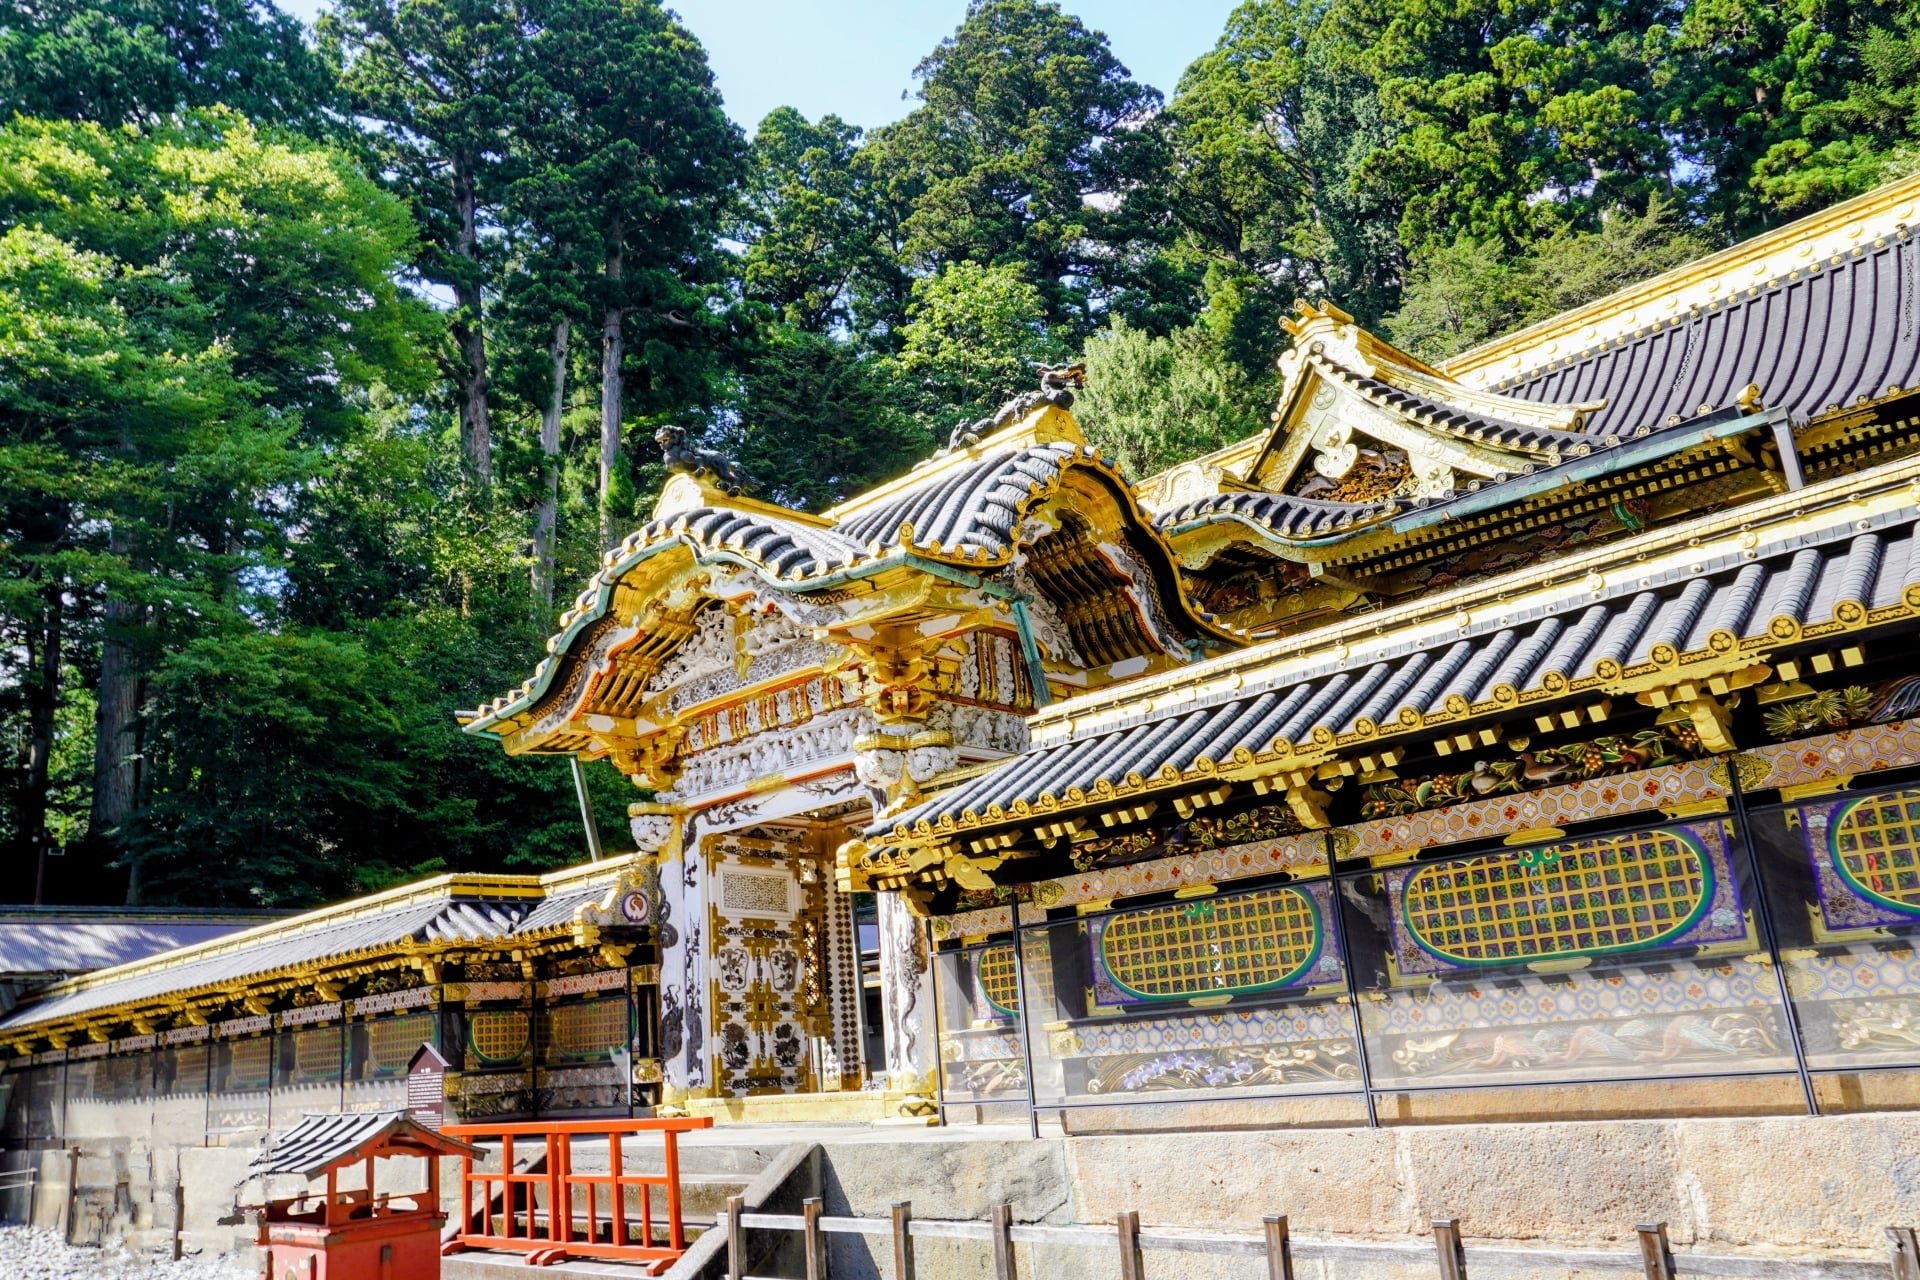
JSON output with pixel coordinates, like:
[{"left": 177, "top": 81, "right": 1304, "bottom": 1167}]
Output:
[{"left": 272, "top": 0, "right": 1241, "bottom": 134}]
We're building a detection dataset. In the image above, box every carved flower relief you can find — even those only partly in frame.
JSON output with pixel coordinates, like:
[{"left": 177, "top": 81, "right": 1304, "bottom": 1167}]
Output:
[
  {"left": 716, "top": 947, "right": 750, "bottom": 991},
  {"left": 906, "top": 740, "right": 959, "bottom": 784},
  {"left": 773, "top": 1023, "right": 804, "bottom": 1068},
  {"left": 769, "top": 948, "right": 800, "bottom": 992},
  {"left": 720, "top": 1022, "right": 750, "bottom": 1071},
  {"left": 854, "top": 744, "right": 906, "bottom": 792},
  {"left": 630, "top": 813, "right": 673, "bottom": 850}
]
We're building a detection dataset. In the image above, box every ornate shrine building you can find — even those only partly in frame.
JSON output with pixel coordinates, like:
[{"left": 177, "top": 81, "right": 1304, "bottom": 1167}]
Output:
[{"left": 12, "top": 172, "right": 1920, "bottom": 1145}]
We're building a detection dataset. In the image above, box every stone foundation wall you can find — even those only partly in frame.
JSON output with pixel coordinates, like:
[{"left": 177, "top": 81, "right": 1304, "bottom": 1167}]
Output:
[
  {"left": 1059, "top": 1112, "right": 1920, "bottom": 1251},
  {"left": 13, "top": 1107, "right": 1917, "bottom": 1276},
  {"left": 807, "top": 1111, "right": 1916, "bottom": 1279}
]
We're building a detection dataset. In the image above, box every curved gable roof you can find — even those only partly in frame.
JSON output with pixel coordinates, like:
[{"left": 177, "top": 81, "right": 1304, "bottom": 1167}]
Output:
[{"left": 462, "top": 416, "right": 1236, "bottom": 745}]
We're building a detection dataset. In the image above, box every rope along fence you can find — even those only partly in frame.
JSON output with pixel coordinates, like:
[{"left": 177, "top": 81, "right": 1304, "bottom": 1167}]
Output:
[{"left": 722, "top": 1197, "right": 1919, "bottom": 1280}]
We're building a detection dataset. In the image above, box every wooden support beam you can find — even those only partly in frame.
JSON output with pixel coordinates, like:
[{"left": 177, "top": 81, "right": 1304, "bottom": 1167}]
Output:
[
  {"left": 891, "top": 1201, "right": 915, "bottom": 1280},
  {"left": 1263, "top": 1215, "right": 1294, "bottom": 1280},
  {"left": 1683, "top": 696, "right": 1737, "bottom": 753},
  {"left": 1637, "top": 1223, "right": 1675, "bottom": 1280},
  {"left": 726, "top": 1195, "right": 745, "bottom": 1280},
  {"left": 1890, "top": 1226, "right": 1920, "bottom": 1280},
  {"left": 1283, "top": 784, "right": 1331, "bottom": 830},
  {"left": 804, "top": 1196, "right": 825, "bottom": 1280},
  {"left": 1117, "top": 1209, "right": 1141, "bottom": 1280},
  {"left": 1433, "top": 1218, "right": 1467, "bottom": 1280},
  {"left": 991, "top": 1202, "right": 1017, "bottom": 1280}
]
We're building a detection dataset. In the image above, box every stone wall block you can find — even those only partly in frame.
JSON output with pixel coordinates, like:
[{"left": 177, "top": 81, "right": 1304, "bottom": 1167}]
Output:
[
  {"left": 821, "top": 1138, "right": 1069, "bottom": 1224},
  {"left": 1063, "top": 1129, "right": 1401, "bottom": 1235},
  {"left": 1398, "top": 1120, "right": 1682, "bottom": 1242},
  {"left": 1668, "top": 1113, "right": 1920, "bottom": 1248}
]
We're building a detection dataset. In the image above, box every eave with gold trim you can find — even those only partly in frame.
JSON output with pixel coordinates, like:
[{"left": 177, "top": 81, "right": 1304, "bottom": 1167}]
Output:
[
  {"left": 0, "top": 856, "right": 657, "bottom": 1055},
  {"left": 850, "top": 453, "right": 1920, "bottom": 904}
]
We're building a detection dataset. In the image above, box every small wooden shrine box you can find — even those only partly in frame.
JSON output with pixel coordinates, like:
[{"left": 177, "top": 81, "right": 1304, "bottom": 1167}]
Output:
[{"left": 248, "top": 1110, "right": 478, "bottom": 1280}]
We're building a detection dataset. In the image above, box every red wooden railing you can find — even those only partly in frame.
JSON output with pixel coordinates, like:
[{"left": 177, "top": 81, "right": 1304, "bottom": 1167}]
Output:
[{"left": 441, "top": 1117, "right": 714, "bottom": 1271}]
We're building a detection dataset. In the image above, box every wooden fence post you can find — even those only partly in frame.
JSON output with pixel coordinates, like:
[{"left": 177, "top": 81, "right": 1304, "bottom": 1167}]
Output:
[
  {"left": 991, "top": 1201, "right": 1017, "bottom": 1280},
  {"left": 804, "top": 1196, "right": 826, "bottom": 1280},
  {"left": 891, "top": 1201, "right": 914, "bottom": 1280},
  {"left": 1263, "top": 1215, "right": 1294, "bottom": 1280},
  {"left": 1433, "top": 1218, "right": 1467, "bottom": 1280},
  {"left": 1889, "top": 1226, "right": 1920, "bottom": 1280},
  {"left": 1637, "top": 1222, "right": 1676, "bottom": 1280},
  {"left": 62, "top": 1148, "right": 79, "bottom": 1246},
  {"left": 1117, "top": 1209, "right": 1141, "bottom": 1280},
  {"left": 725, "top": 1194, "right": 745, "bottom": 1280}
]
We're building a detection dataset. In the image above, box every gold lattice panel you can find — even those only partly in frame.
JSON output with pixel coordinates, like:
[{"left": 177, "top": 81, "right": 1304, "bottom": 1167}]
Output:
[
  {"left": 1402, "top": 830, "right": 1710, "bottom": 965},
  {"left": 1832, "top": 790, "right": 1920, "bottom": 914},
  {"left": 544, "top": 999, "right": 629, "bottom": 1059},
  {"left": 367, "top": 1014, "right": 433, "bottom": 1075},
  {"left": 1101, "top": 887, "right": 1319, "bottom": 999},
  {"left": 291, "top": 1029, "right": 340, "bottom": 1082},
  {"left": 977, "top": 946, "right": 1020, "bottom": 1013},
  {"left": 469, "top": 1011, "right": 530, "bottom": 1065},
  {"left": 223, "top": 1038, "right": 272, "bottom": 1089}
]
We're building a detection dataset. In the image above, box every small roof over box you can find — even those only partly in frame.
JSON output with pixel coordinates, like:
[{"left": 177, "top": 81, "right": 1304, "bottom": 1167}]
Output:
[{"left": 250, "top": 1110, "right": 478, "bottom": 1181}]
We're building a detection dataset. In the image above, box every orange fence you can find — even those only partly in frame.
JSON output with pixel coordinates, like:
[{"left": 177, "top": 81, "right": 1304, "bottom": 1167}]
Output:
[{"left": 441, "top": 1117, "right": 714, "bottom": 1271}]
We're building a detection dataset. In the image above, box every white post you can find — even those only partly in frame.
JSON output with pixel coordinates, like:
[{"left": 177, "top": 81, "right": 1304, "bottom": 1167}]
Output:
[{"left": 876, "top": 891, "right": 939, "bottom": 1107}]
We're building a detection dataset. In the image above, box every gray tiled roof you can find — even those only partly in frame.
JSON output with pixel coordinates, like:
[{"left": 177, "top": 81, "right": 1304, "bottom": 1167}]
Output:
[
  {"left": 0, "top": 915, "right": 274, "bottom": 976},
  {"left": 1333, "top": 364, "right": 1597, "bottom": 453},
  {"left": 251, "top": 1111, "right": 477, "bottom": 1178},
  {"left": 1157, "top": 490, "right": 1408, "bottom": 539},
  {"left": 837, "top": 440, "right": 1106, "bottom": 554},
  {"left": 1155, "top": 403, "right": 1767, "bottom": 545},
  {"left": 622, "top": 506, "right": 868, "bottom": 579},
  {"left": 1499, "top": 230, "right": 1920, "bottom": 433},
  {"left": 0, "top": 896, "right": 533, "bottom": 1031},
  {"left": 874, "top": 507, "right": 1920, "bottom": 837},
  {"left": 509, "top": 885, "right": 606, "bottom": 937}
]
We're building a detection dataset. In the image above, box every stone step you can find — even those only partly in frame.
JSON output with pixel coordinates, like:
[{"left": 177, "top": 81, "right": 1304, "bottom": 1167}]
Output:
[
  {"left": 560, "top": 1138, "right": 790, "bottom": 1178},
  {"left": 443, "top": 1247, "right": 696, "bottom": 1279}
]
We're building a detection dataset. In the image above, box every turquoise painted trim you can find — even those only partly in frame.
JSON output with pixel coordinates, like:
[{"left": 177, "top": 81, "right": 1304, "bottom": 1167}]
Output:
[
  {"left": 1098, "top": 886, "right": 1324, "bottom": 1002},
  {"left": 1398, "top": 828, "right": 1716, "bottom": 968},
  {"left": 1008, "top": 600, "right": 1053, "bottom": 709}
]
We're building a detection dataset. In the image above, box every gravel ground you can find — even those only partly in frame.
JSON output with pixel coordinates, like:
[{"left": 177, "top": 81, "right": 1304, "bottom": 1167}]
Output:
[{"left": 0, "top": 1228, "right": 257, "bottom": 1279}]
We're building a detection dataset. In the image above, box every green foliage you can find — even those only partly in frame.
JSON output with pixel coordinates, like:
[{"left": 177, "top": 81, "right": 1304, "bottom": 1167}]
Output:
[
  {"left": 734, "top": 108, "right": 902, "bottom": 337},
  {"left": 861, "top": 0, "right": 1174, "bottom": 336},
  {"left": 1746, "top": 7, "right": 1920, "bottom": 217},
  {"left": 0, "top": 0, "right": 338, "bottom": 129},
  {"left": 723, "top": 326, "right": 932, "bottom": 511},
  {"left": 1670, "top": 0, "right": 1905, "bottom": 233},
  {"left": 1387, "top": 199, "right": 1714, "bottom": 360},
  {"left": 322, "top": 0, "right": 521, "bottom": 297},
  {"left": 1075, "top": 318, "right": 1271, "bottom": 479},
  {"left": 524, "top": 0, "right": 746, "bottom": 405},
  {"left": 889, "top": 261, "right": 1067, "bottom": 437},
  {"left": 1161, "top": 0, "right": 1404, "bottom": 364},
  {"left": 1356, "top": 0, "right": 1684, "bottom": 251}
]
